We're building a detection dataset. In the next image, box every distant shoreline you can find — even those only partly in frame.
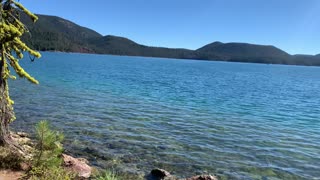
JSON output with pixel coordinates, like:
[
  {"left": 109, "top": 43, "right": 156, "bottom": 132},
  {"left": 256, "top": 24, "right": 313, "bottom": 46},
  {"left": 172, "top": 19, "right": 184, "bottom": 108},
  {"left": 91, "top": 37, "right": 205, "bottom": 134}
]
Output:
[{"left": 41, "top": 50, "right": 320, "bottom": 68}]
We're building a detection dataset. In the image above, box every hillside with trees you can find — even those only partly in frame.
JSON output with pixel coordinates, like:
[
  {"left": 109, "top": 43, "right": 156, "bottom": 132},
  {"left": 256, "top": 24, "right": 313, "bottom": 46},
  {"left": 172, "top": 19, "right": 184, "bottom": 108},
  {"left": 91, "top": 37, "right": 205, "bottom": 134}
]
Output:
[{"left": 21, "top": 14, "right": 320, "bottom": 66}]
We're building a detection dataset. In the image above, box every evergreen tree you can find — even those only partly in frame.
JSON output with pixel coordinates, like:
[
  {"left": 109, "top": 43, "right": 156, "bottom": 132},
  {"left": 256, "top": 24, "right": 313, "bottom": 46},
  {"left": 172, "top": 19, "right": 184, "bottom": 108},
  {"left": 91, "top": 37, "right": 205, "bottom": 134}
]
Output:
[{"left": 0, "top": 0, "right": 40, "bottom": 150}]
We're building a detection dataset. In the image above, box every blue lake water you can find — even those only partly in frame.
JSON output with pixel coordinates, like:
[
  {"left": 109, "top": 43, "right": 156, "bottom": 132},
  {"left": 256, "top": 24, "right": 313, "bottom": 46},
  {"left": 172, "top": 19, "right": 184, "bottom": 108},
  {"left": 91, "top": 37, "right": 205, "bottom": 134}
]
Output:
[{"left": 10, "top": 52, "right": 320, "bottom": 179}]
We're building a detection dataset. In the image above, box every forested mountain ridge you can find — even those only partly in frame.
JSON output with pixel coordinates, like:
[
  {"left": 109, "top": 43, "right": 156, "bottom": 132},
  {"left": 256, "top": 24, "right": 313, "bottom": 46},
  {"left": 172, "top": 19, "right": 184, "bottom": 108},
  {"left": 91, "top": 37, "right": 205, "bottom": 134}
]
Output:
[
  {"left": 21, "top": 13, "right": 320, "bottom": 66},
  {"left": 21, "top": 14, "right": 102, "bottom": 53}
]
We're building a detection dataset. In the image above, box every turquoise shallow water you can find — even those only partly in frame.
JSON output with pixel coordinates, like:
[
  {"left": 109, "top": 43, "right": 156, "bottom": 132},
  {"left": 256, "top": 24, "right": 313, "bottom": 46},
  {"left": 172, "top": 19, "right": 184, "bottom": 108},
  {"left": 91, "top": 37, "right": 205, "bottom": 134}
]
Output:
[{"left": 11, "top": 52, "right": 320, "bottom": 179}]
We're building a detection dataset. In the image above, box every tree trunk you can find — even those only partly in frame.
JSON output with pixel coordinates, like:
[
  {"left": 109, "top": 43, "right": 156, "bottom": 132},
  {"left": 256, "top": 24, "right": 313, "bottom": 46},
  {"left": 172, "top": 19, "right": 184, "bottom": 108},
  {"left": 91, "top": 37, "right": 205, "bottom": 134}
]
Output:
[
  {"left": 0, "top": 76, "right": 14, "bottom": 147},
  {"left": 0, "top": 48, "right": 15, "bottom": 147}
]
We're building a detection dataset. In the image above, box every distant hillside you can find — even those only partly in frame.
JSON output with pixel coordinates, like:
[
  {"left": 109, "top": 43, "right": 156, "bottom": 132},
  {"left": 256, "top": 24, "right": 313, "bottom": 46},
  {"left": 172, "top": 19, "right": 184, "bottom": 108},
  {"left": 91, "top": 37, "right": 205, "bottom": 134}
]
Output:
[
  {"left": 21, "top": 14, "right": 102, "bottom": 53},
  {"left": 196, "top": 42, "right": 292, "bottom": 64},
  {"left": 21, "top": 13, "right": 320, "bottom": 66},
  {"left": 88, "top": 35, "right": 196, "bottom": 59}
]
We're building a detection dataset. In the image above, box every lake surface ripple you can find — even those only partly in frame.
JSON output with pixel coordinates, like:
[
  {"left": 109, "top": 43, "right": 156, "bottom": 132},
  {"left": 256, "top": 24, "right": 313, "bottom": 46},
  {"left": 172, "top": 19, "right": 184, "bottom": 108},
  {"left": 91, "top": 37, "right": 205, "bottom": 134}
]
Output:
[{"left": 11, "top": 52, "right": 320, "bottom": 179}]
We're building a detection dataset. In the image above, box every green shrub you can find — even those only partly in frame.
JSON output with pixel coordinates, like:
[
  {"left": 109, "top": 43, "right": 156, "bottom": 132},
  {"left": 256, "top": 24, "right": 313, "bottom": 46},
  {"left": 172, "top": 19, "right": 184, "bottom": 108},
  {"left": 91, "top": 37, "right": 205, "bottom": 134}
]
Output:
[
  {"left": 0, "top": 146, "right": 23, "bottom": 169},
  {"left": 95, "top": 170, "right": 119, "bottom": 180},
  {"left": 29, "top": 166, "right": 74, "bottom": 180},
  {"left": 28, "top": 120, "right": 74, "bottom": 179},
  {"left": 34, "top": 120, "right": 64, "bottom": 167},
  {"left": 93, "top": 170, "right": 145, "bottom": 180}
]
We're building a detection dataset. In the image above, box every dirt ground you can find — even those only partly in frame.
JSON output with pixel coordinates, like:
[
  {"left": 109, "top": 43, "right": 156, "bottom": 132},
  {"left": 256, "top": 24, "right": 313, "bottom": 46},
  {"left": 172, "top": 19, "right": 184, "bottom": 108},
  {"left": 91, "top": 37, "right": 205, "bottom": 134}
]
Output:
[{"left": 0, "top": 170, "right": 24, "bottom": 180}]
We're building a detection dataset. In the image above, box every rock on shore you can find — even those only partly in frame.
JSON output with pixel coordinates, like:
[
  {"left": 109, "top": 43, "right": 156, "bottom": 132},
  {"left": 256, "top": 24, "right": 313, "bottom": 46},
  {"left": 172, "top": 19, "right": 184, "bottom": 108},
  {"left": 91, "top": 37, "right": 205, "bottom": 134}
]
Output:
[
  {"left": 148, "top": 168, "right": 218, "bottom": 180},
  {"left": 62, "top": 154, "right": 92, "bottom": 179}
]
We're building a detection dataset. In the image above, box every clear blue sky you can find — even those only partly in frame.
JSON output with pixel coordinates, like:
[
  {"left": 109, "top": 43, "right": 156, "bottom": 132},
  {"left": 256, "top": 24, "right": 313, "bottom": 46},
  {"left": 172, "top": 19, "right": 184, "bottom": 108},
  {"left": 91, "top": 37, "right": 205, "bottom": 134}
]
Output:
[{"left": 22, "top": 0, "right": 319, "bottom": 55}]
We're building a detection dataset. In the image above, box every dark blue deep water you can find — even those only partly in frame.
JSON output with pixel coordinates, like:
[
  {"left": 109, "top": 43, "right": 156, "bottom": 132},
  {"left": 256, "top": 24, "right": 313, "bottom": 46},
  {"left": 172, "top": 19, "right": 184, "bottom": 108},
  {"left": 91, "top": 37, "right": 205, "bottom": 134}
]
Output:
[{"left": 11, "top": 52, "right": 320, "bottom": 179}]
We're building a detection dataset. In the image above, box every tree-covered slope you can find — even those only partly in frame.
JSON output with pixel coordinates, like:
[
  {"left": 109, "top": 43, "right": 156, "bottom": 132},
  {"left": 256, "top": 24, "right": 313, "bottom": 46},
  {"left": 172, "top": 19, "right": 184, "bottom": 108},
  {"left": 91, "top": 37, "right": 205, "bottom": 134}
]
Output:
[
  {"left": 21, "top": 13, "right": 320, "bottom": 66},
  {"left": 21, "top": 14, "right": 102, "bottom": 53},
  {"left": 89, "top": 35, "right": 196, "bottom": 59},
  {"left": 196, "top": 42, "right": 292, "bottom": 63}
]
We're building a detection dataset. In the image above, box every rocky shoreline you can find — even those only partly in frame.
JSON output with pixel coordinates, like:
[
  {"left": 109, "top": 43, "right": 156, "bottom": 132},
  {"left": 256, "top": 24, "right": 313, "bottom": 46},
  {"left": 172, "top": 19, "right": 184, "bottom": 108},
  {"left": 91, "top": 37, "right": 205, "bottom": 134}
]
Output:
[
  {"left": 1, "top": 131, "right": 218, "bottom": 180},
  {"left": 2, "top": 131, "right": 93, "bottom": 179}
]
